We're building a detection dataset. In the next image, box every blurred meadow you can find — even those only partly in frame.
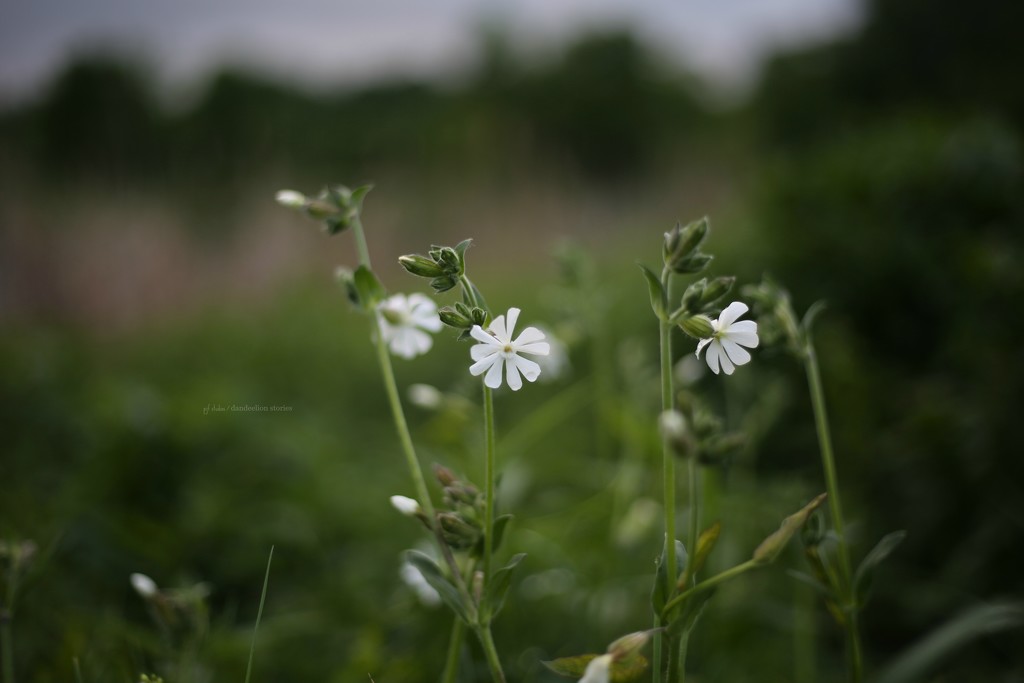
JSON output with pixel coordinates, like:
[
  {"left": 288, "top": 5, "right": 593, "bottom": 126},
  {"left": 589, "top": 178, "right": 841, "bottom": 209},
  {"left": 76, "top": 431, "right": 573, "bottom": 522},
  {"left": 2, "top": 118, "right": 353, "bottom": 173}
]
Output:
[{"left": 2, "top": 0, "right": 1023, "bottom": 680}]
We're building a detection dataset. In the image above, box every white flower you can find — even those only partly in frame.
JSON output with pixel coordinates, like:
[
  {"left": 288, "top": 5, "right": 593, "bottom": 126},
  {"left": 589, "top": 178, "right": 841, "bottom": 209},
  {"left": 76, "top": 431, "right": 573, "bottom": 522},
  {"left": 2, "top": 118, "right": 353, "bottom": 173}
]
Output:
[
  {"left": 390, "top": 495, "right": 421, "bottom": 516},
  {"left": 130, "top": 572, "right": 158, "bottom": 598},
  {"left": 407, "top": 383, "right": 444, "bottom": 410},
  {"left": 377, "top": 293, "right": 443, "bottom": 359},
  {"left": 579, "top": 654, "right": 613, "bottom": 683},
  {"left": 469, "top": 307, "right": 550, "bottom": 391},
  {"left": 533, "top": 326, "right": 570, "bottom": 382},
  {"left": 275, "top": 189, "right": 306, "bottom": 208},
  {"left": 695, "top": 301, "right": 759, "bottom": 375}
]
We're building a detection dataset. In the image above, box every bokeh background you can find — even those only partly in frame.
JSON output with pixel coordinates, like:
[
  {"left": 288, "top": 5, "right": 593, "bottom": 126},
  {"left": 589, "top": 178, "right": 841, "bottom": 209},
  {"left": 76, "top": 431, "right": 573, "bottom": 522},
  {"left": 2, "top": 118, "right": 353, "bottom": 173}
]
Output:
[{"left": 2, "top": 0, "right": 1023, "bottom": 680}]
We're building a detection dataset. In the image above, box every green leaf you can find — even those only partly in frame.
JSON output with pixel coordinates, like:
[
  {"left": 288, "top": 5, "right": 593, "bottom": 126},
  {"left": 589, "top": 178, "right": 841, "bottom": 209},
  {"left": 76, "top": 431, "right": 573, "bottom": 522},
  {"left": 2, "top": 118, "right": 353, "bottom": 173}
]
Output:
[
  {"left": 800, "top": 300, "right": 828, "bottom": 335},
  {"left": 481, "top": 552, "right": 525, "bottom": 622},
  {"left": 651, "top": 536, "right": 688, "bottom": 613},
  {"left": 454, "top": 238, "right": 473, "bottom": 267},
  {"left": 785, "top": 569, "right": 832, "bottom": 599},
  {"left": 679, "top": 522, "right": 720, "bottom": 590},
  {"left": 492, "top": 514, "right": 513, "bottom": 552},
  {"left": 854, "top": 530, "right": 907, "bottom": 607},
  {"left": 668, "top": 588, "right": 714, "bottom": 637},
  {"left": 353, "top": 266, "right": 386, "bottom": 309},
  {"left": 543, "top": 654, "right": 598, "bottom": 678},
  {"left": 638, "top": 264, "right": 667, "bottom": 320},
  {"left": 404, "top": 550, "right": 472, "bottom": 624},
  {"left": 874, "top": 602, "right": 1024, "bottom": 683},
  {"left": 752, "top": 493, "right": 827, "bottom": 565}
]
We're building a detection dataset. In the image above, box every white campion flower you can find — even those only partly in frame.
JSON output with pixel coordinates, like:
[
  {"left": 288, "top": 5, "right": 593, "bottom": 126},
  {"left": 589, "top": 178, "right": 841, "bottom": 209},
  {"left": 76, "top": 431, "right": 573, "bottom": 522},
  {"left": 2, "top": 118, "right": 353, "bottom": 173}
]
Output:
[
  {"left": 130, "top": 572, "right": 158, "bottom": 598},
  {"left": 377, "top": 293, "right": 443, "bottom": 360},
  {"left": 469, "top": 307, "right": 550, "bottom": 391},
  {"left": 579, "top": 654, "right": 613, "bottom": 683},
  {"left": 695, "top": 301, "right": 759, "bottom": 375},
  {"left": 399, "top": 561, "right": 442, "bottom": 607}
]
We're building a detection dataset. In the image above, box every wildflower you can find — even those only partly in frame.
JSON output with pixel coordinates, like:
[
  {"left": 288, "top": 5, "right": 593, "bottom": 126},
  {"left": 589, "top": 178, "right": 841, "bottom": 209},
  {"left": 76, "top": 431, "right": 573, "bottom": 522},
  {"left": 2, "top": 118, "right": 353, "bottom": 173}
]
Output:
[
  {"left": 399, "top": 561, "right": 442, "bottom": 607},
  {"left": 407, "top": 383, "right": 444, "bottom": 410},
  {"left": 390, "top": 495, "right": 422, "bottom": 516},
  {"left": 130, "top": 573, "right": 158, "bottom": 598},
  {"left": 469, "top": 307, "right": 550, "bottom": 391},
  {"left": 377, "top": 293, "right": 443, "bottom": 359},
  {"left": 695, "top": 301, "right": 759, "bottom": 375},
  {"left": 579, "top": 654, "right": 613, "bottom": 683}
]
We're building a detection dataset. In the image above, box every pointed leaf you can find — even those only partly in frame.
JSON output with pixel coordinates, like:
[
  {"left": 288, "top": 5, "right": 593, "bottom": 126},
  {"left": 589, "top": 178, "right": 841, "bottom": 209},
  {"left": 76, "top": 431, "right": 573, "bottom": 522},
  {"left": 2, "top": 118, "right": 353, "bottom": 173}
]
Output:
[
  {"left": 638, "top": 264, "right": 668, "bottom": 320},
  {"left": 854, "top": 530, "right": 907, "bottom": 607},
  {"left": 404, "top": 550, "right": 471, "bottom": 624},
  {"left": 651, "top": 536, "right": 688, "bottom": 613},
  {"left": 482, "top": 553, "right": 526, "bottom": 622},
  {"left": 752, "top": 493, "right": 827, "bottom": 565},
  {"left": 543, "top": 654, "right": 599, "bottom": 679},
  {"left": 353, "top": 265, "right": 386, "bottom": 309},
  {"left": 678, "top": 522, "right": 720, "bottom": 590},
  {"left": 492, "top": 514, "right": 513, "bottom": 552}
]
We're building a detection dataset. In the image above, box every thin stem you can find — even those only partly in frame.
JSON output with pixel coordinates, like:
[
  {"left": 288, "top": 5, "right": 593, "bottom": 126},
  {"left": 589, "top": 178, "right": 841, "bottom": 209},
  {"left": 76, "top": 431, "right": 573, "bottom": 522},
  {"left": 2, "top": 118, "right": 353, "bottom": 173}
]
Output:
[
  {"left": 661, "top": 560, "right": 760, "bottom": 618},
  {"left": 476, "top": 625, "right": 506, "bottom": 683},
  {"left": 651, "top": 615, "right": 663, "bottom": 683},
  {"left": 794, "top": 581, "right": 816, "bottom": 683},
  {"left": 351, "top": 217, "right": 437, "bottom": 523},
  {"left": 677, "top": 634, "right": 689, "bottom": 683},
  {"left": 656, "top": 268, "right": 677, "bottom": 683},
  {"left": 244, "top": 546, "right": 275, "bottom": 683},
  {"left": 803, "top": 340, "right": 863, "bottom": 682},
  {"left": 1, "top": 614, "right": 13, "bottom": 683},
  {"left": 482, "top": 385, "right": 496, "bottom": 587},
  {"left": 441, "top": 618, "right": 467, "bottom": 683}
]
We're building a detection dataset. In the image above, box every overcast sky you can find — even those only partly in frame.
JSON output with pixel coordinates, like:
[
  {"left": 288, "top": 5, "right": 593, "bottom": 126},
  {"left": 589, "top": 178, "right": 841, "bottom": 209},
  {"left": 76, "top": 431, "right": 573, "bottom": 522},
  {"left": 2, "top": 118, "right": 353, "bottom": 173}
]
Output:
[{"left": 0, "top": 0, "right": 862, "bottom": 102}]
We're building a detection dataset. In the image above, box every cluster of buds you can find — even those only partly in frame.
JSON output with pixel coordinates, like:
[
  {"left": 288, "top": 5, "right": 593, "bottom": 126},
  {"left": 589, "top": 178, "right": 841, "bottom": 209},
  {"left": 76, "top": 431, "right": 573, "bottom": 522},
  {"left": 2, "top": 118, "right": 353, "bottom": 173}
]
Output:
[
  {"left": 275, "top": 184, "right": 372, "bottom": 235},
  {"left": 742, "top": 277, "right": 810, "bottom": 356},
  {"left": 660, "top": 392, "right": 746, "bottom": 465},
  {"left": 433, "top": 465, "right": 487, "bottom": 553},
  {"left": 399, "top": 239, "right": 473, "bottom": 293},
  {"left": 438, "top": 301, "right": 489, "bottom": 341},
  {"left": 663, "top": 217, "right": 712, "bottom": 274}
]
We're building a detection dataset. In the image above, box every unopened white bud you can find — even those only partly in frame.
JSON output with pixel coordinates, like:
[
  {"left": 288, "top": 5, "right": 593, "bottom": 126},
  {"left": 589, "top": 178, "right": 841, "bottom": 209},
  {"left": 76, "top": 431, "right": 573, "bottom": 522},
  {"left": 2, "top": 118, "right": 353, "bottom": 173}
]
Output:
[
  {"left": 390, "top": 495, "right": 421, "bottom": 516},
  {"left": 275, "top": 190, "right": 307, "bottom": 208},
  {"left": 130, "top": 572, "right": 158, "bottom": 598},
  {"left": 408, "top": 384, "right": 444, "bottom": 410}
]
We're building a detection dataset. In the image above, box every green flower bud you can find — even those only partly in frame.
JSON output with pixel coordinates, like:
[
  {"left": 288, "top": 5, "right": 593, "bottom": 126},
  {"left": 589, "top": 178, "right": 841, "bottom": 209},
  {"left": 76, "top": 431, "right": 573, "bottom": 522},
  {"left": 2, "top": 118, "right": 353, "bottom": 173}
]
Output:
[
  {"left": 664, "top": 217, "right": 709, "bottom": 269},
  {"left": 608, "top": 630, "right": 654, "bottom": 660},
  {"left": 439, "top": 306, "right": 473, "bottom": 329},
  {"left": 430, "top": 275, "right": 460, "bottom": 293},
  {"left": 753, "top": 493, "right": 827, "bottom": 565},
  {"left": 399, "top": 254, "right": 446, "bottom": 278},
  {"left": 680, "top": 278, "right": 708, "bottom": 314},
  {"left": 275, "top": 190, "right": 307, "bottom": 208},
  {"left": 438, "top": 512, "right": 481, "bottom": 550},
  {"left": 334, "top": 267, "right": 359, "bottom": 307},
  {"left": 679, "top": 314, "right": 715, "bottom": 340},
  {"left": 700, "top": 276, "right": 735, "bottom": 307},
  {"left": 670, "top": 252, "right": 713, "bottom": 275}
]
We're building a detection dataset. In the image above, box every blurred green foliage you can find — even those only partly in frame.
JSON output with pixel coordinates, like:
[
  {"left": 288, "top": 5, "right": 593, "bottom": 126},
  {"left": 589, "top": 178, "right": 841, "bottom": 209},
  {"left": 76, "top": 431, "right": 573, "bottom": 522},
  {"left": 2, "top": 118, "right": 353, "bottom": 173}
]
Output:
[{"left": 3, "top": 0, "right": 1024, "bottom": 679}]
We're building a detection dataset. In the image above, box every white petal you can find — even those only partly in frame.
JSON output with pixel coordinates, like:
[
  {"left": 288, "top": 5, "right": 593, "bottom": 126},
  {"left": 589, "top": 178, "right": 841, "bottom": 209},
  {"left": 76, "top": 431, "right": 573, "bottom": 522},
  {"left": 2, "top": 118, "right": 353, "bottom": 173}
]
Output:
[
  {"left": 410, "top": 328, "right": 433, "bottom": 356},
  {"left": 513, "top": 325, "right": 545, "bottom": 346},
  {"left": 390, "top": 330, "right": 420, "bottom": 359},
  {"left": 720, "top": 339, "right": 751, "bottom": 366},
  {"left": 717, "top": 342, "right": 736, "bottom": 375},
  {"left": 470, "top": 325, "right": 502, "bottom": 346},
  {"left": 512, "top": 355, "right": 542, "bottom": 382},
  {"left": 718, "top": 301, "right": 749, "bottom": 328},
  {"left": 515, "top": 341, "right": 550, "bottom": 356},
  {"left": 471, "top": 343, "right": 496, "bottom": 361},
  {"left": 484, "top": 357, "right": 505, "bottom": 388},
  {"left": 504, "top": 308, "right": 521, "bottom": 339},
  {"left": 724, "top": 320, "right": 758, "bottom": 347},
  {"left": 705, "top": 340, "right": 722, "bottom": 374},
  {"left": 580, "top": 654, "right": 612, "bottom": 683},
  {"left": 695, "top": 338, "right": 712, "bottom": 358},
  {"left": 505, "top": 358, "right": 523, "bottom": 391},
  {"left": 489, "top": 314, "right": 507, "bottom": 342},
  {"left": 470, "top": 353, "right": 500, "bottom": 377}
]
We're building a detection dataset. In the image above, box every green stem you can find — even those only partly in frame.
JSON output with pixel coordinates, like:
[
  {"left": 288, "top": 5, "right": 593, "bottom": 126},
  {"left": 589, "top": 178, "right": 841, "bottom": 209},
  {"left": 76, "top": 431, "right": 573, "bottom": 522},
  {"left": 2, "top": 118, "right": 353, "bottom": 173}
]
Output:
[
  {"left": 476, "top": 624, "right": 506, "bottom": 683},
  {"left": 656, "top": 269, "right": 679, "bottom": 683},
  {"left": 651, "top": 615, "right": 663, "bottom": 683},
  {"left": 803, "top": 339, "right": 862, "bottom": 682},
  {"left": 244, "top": 546, "right": 274, "bottom": 683},
  {"left": 351, "top": 217, "right": 436, "bottom": 523},
  {"left": 441, "top": 618, "right": 467, "bottom": 683},
  {"left": 794, "top": 580, "right": 816, "bottom": 683},
  {"left": 677, "top": 634, "right": 689, "bottom": 683},
  {"left": 661, "top": 560, "right": 760, "bottom": 618},
  {"left": 482, "top": 385, "right": 496, "bottom": 588}
]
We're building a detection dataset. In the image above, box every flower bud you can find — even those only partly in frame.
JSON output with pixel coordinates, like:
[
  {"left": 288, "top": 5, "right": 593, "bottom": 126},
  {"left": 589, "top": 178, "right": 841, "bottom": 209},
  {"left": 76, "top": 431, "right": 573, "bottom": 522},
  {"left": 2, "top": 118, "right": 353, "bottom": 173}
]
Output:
[
  {"left": 664, "top": 217, "right": 709, "bottom": 269},
  {"left": 579, "top": 654, "right": 613, "bottom": 683},
  {"left": 439, "top": 306, "right": 473, "bottom": 329},
  {"left": 607, "top": 630, "right": 653, "bottom": 660},
  {"left": 678, "top": 314, "right": 715, "bottom": 340},
  {"left": 390, "top": 495, "right": 422, "bottom": 517},
  {"left": 438, "top": 512, "right": 481, "bottom": 550},
  {"left": 275, "top": 190, "right": 307, "bottom": 208},
  {"left": 659, "top": 410, "right": 695, "bottom": 459},
  {"left": 700, "top": 276, "right": 735, "bottom": 307},
  {"left": 408, "top": 384, "right": 444, "bottom": 410},
  {"left": 399, "top": 254, "right": 446, "bottom": 278},
  {"left": 304, "top": 199, "right": 341, "bottom": 221},
  {"left": 130, "top": 572, "right": 159, "bottom": 598},
  {"left": 433, "top": 464, "right": 458, "bottom": 487},
  {"left": 753, "top": 493, "right": 827, "bottom": 565}
]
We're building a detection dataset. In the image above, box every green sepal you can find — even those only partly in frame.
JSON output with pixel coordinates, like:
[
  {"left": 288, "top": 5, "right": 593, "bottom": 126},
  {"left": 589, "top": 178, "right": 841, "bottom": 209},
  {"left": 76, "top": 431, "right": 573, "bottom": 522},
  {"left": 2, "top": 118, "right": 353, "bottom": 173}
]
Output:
[
  {"left": 352, "top": 266, "right": 386, "bottom": 309},
  {"left": 638, "top": 264, "right": 668, "bottom": 321},
  {"left": 670, "top": 252, "right": 713, "bottom": 275},
  {"left": 678, "top": 522, "right": 721, "bottom": 590},
  {"left": 651, "top": 535, "right": 687, "bottom": 613},
  {"left": 543, "top": 655, "right": 600, "bottom": 679},
  {"left": 480, "top": 552, "right": 526, "bottom": 623},
  {"left": 854, "top": 530, "right": 907, "bottom": 608},
  {"left": 404, "top": 550, "right": 472, "bottom": 624},
  {"left": 752, "top": 493, "right": 828, "bottom": 565},
  {"left": 454, "top": 238, "right": 473, "bottom": 268}
]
